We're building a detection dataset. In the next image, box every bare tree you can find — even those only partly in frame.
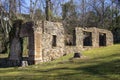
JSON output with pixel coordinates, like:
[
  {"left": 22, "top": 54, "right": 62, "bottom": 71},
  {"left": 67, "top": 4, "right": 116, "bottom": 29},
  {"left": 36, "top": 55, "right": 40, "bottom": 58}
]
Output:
[
  {"left": 45, "top": 0, "right": 52, "bottom": 21},
  {"left": 81, "top": 0, "right": 87, "bottom": 27},
  {"left": 30, "top": 0, "right": 39, "bottom": 20},
  {"left": 9, "top": 0, "right": 17, "bottom": 19}
]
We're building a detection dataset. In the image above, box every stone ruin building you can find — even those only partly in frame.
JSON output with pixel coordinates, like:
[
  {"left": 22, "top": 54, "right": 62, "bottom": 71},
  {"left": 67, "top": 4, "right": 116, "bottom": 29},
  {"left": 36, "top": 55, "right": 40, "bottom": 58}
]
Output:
[{"left": 8, "top": 21, "right": 113, "bottom": 65}]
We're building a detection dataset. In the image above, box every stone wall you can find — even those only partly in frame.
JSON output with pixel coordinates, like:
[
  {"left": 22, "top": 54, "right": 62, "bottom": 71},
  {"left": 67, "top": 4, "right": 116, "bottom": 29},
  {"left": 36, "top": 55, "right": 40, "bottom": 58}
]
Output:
[
  {"left": 41, "top": 21, "right": 65, "bottom": 62},
  {"left": 97, "top": 28, "right": 113, "bottom": 46},
  {"left": 8, "top": 21, "right": 113, "bottom": 65},
  {"left": 89, "top": 28, "right": 112, "bottom": 47},
  {"left": 22, "top": 21, "right": 113, "bottom": 63},
  {"left": 64, "top": 27, "right": 113, "bottom": 54}
]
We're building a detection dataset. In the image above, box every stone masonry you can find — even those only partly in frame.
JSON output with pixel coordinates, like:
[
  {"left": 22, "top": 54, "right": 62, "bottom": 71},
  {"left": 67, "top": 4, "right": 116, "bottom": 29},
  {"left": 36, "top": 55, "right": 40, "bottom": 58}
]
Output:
[{"left": 9, "top": 21, "right": 113, "bottom": 65}]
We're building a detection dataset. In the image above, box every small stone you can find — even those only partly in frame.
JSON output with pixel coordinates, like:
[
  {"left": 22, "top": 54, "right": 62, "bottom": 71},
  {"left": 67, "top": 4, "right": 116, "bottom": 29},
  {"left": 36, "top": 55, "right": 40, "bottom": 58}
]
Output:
[
  {"left": 21, "top": 61, "right": 28, "bottom": 67},
  {"left": 74, "top": 53, "right": 82, "bottom": 58}
]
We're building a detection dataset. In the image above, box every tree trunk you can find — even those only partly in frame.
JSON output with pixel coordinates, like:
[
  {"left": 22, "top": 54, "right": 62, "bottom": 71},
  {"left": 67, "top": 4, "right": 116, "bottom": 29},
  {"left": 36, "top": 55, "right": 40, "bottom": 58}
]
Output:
[
  {"left": 46, "top": 0, "right": 52, "bottom": 21},
  {"left": 9, "top": 0, "right": 17, "bottom": 19}
]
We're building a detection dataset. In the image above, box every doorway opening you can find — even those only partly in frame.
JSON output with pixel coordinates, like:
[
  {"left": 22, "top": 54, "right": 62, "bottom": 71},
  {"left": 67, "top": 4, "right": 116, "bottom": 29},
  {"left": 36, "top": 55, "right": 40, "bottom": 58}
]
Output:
[
  {"left": 99, "top": 33, "right": 106, "bottom": 46},
  {"left": 22, "top": 37, "right": 29, "bottom": 60}
]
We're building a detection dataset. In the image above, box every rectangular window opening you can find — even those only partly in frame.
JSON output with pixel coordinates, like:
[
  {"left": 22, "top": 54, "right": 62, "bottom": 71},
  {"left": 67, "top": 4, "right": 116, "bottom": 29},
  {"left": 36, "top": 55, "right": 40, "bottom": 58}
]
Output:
[
  {"left": 65, "top": 29, "right": 76, "bottom": 46},
  {"left": 73, "top": 29, "right": 76, "bottom": 46},
  {"left": 52, "top": 35, "right": 57, "bottom": 47},
  {"left": 83, "top": 31, "right": 92, "bottom": 46}
]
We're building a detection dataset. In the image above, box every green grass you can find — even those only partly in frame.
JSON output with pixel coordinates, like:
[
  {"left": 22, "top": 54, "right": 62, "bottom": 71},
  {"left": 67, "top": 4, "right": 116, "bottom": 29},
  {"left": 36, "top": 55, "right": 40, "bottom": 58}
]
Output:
[{"left": 0, "top": 44, "right": 120, "bottom": 80}]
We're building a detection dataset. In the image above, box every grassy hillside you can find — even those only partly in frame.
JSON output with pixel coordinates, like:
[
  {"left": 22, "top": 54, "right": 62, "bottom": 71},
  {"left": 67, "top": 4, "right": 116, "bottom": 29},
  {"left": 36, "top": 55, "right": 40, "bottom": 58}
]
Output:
[{"left": 0, "top": 44, "right": 120, "bottom": 80}]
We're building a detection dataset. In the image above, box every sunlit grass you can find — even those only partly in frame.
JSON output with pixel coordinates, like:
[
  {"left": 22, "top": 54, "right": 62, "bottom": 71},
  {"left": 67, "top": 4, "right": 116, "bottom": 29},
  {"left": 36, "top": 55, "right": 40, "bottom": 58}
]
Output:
[{"left": 0, "top": 44, "right": 120, "bottom": 80}]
